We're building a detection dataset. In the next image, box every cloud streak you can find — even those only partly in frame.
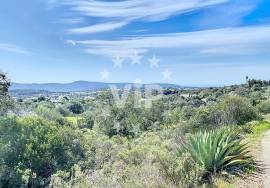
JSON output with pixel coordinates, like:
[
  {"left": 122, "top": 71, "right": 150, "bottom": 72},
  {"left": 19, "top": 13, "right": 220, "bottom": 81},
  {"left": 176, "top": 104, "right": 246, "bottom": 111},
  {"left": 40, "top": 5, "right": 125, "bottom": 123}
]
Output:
[
  {"left": 195, "top": 0, "right": 259, "bottom": 28},
  {"left": 70, "top": 25, "right": 270, "bottom": 57},
  {"left": 67, "top": 21, "right": 127, "bottom": 34},
  {"left": 59, "top": 0, "right": 229, "bottom": 33},
  {"left": 0, "top": 44, "right": 31, "bottom": 54},
  {"left": 57, "top": 17, "right": 84, "bottom": 24},
  {"left": 70, "top": 0, "right": 229, "bottom": 21}
]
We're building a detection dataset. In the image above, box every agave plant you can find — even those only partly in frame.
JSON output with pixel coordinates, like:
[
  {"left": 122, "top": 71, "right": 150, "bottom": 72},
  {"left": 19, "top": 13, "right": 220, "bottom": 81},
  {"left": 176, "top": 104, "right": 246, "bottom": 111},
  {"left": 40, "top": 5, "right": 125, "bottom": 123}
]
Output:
[{"left": 183, "top": 128, "right": 254, "bottom": 177}]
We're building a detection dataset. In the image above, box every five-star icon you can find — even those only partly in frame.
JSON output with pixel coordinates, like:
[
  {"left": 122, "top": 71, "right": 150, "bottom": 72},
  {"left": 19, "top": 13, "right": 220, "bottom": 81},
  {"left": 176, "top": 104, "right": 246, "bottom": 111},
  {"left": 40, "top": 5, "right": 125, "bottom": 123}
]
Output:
[
  {"left": 130, "top": 52, "right": 142, "bottom": 65},
  {"left": 162, "top": 69, "right": 172, "bottom": 80},
  {"left": 148, "top": 55, "right": 160, "bottom": 68},
  {"left": 100, "top": 69, "right": 110, "bottom": 80},
  {"left": 113, "top": 56, "right": 124, "bottom": 68},
  {"left": 105, "top": 52, "right": 174, "bottom": 82}
]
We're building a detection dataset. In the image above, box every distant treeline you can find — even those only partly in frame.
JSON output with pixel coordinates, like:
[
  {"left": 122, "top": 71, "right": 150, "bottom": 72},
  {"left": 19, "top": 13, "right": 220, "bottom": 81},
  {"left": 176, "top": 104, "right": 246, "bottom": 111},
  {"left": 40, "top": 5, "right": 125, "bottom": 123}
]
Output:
[{"left": 247, "top": 79, "right": 270, "bottom": 87}]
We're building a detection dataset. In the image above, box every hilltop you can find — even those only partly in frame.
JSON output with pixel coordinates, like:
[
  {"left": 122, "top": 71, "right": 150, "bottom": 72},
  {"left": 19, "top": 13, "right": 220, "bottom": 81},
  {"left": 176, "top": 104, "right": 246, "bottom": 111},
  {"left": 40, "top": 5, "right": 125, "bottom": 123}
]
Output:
[{"left": 11, "top": 81, "right": 184, "bottom": 92}]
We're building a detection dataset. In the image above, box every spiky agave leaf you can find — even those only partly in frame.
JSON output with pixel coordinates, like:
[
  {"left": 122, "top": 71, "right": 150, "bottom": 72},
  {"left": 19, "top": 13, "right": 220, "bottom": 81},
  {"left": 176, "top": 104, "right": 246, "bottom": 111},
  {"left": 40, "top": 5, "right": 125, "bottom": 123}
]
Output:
[{"left": 183, "top": 128, "right": 255, "bottom": 177}]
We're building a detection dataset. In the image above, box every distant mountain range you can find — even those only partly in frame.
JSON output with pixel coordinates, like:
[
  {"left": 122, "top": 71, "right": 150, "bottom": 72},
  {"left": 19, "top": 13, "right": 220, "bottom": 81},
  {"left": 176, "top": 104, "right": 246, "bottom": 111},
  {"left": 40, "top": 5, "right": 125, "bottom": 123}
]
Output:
[{"left": 11, "top": 81, "right": 183, "bottom": 92}]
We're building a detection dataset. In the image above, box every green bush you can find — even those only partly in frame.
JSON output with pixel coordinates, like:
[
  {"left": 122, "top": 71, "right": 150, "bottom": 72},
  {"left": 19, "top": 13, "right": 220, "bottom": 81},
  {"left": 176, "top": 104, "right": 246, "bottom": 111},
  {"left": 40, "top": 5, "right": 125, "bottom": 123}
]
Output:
[
  {"left": 191, "top": 96, "right": 260, "bottom": 128},
  {"left": 56, "top": 105, "right": 71, "bottom": 117},
  {"left": 191, "top": 107, "right": 213, "bottom": 128},
  {"left": 257, "top": 100, "right": 270, "bottom": 114},
  {"left": 183, "top": 128, "right": 255, "bottom": 180},
  {"left": 159, "top": 152, "right": 203, "bottom": 188},
  {"left": 49, "top": 165, "right": 90, "bottom": 188},
  {"left": 118, "top": 161, "right": 169, "bottom": 188},
  {"left": 68, "top": 102, "right": 84, "bottom": 114},
  {"left": 0, "top": 116, "right": 85, "bottom": 187},
  {"left": 215, "top": 96, "right": 260, "bottom": 125},
  {"left": 77, "top": 116, "right": 94, "bottom": 129},
  {"left": 35, "top": 105, "right": 66, "bottom": 125}
]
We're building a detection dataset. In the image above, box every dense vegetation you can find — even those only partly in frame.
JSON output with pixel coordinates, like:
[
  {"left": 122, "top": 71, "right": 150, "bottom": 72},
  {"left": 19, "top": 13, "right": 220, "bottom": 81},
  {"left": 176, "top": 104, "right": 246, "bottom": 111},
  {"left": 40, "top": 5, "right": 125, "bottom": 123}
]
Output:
[
  {"left": 1, "top": 73, "right": 270, "bottom": 187},
  {"left": 0, "top": 72, "right": 13, "bottom": 114}
]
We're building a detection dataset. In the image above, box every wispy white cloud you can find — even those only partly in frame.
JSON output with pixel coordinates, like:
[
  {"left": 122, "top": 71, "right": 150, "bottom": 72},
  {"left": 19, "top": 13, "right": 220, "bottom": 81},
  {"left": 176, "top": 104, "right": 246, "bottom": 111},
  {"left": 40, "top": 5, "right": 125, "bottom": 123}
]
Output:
[
  {"left": 69, "top": 0, "right": 229, "bottom": 21},
  {"left": 67, "top": 21, "right": 127, "bottom": 34},
  {"left": 66, "top": 40, "right": 76, "bottom": 46},
  {"left": 70, "top": 25, "right": 270, "bottom": 57},
  {"left": 57, "top": 17, "right": 84, "bottom": 24},
  {"left": 0, "top": 44, "right": 31, "bottom": 54},
  {"left": 54, "top": 0, "right": 230, "bottom": 34},
  {"left": 196, "top": 0, "right": 259, "bottom": 28}
]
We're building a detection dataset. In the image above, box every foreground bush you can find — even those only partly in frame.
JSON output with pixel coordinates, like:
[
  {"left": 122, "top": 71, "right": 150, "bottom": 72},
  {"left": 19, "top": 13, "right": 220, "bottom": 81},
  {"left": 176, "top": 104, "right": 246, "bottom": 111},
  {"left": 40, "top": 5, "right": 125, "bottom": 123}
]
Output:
[
  {"left": 183, "top": 128, "right": 254, "bottom": 181},
  {"left": 0, "top": 116, "right": 85, "bottom": 187},
  {"left": 159, "top": 152, "right": 203, "bottom": 187}
]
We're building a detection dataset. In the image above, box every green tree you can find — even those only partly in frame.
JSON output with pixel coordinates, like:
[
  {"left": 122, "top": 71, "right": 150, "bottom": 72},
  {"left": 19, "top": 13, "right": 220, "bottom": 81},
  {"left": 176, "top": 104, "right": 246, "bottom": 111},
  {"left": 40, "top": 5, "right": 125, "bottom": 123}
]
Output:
[
  {"left": 0, "top": 72, "right": 13, "bottom": 114},
  {"left": 68, "top": 102, "right": 84, "bottom": 114}
]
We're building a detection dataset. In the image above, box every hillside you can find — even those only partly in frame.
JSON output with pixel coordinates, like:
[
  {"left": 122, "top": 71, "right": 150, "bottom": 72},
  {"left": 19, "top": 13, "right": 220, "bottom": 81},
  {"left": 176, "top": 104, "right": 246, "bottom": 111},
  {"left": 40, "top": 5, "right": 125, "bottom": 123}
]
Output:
[
  {"left": 3, "top": 73, "right": 270, "bottom": 187},
  {"left": 11, "top": 81, "right": 183, "bottom": 92}
]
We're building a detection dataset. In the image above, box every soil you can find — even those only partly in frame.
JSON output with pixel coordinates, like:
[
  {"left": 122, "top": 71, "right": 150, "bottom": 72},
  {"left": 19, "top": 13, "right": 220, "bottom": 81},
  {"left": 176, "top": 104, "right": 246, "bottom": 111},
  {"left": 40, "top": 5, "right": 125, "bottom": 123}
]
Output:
[{"left": 261, "top": 130, "right": 270, "bottom": 187}]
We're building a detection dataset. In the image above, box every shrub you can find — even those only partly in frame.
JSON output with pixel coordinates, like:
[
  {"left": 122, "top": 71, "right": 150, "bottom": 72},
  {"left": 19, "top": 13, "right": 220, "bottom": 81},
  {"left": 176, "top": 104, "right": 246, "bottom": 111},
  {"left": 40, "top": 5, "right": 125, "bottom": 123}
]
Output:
[
  {"left": 183, "top": 128, "right": 255, "bottom": 181},
  {"left": 191, "top": 96, "right": 260, "bottom": 128},
  {"left": 180, "top": 106, "right": 196, "bottom": 121},
  {"left": 68, "top": 102, "right": 84, "bottom": 114},
  {"left": 159, "top": 152, "right": 203, "bottom": 187},
  {"left": 191, "top": 107, "right": 213, "bottom": 128},
  {"left": 56, "top": 105, "right": 71, "bottom": 117},
  {"left": 37, "top": 96, "right": 46, "bottom": 102},
  {"left": 49, "top": 165, "right": 90, "bottom": 188},
  {"left": 257, "top": 100, "right": 270, "bottom": 114},
  {"left": 118, "top": 161, "right": 169, "bottom": 188},
  {"left": 35, "top": 105, "right": 66, "bottom": 125},
  {"left": 77, "top": 115, "right": 94, "bottom": 129},
  {"left": 214, "top": 96, "right": 260, "bottom": 125},
  {"left": 0, "top": 116, "right": 85, "bottom": 187}
]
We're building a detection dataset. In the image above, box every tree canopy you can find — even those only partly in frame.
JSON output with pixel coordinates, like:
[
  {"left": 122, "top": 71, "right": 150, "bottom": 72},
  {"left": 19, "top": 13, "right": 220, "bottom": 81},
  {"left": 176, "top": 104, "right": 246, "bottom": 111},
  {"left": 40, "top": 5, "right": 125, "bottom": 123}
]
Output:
[{"left": 0, "top": 72, "right": 13, "bottom": 114}]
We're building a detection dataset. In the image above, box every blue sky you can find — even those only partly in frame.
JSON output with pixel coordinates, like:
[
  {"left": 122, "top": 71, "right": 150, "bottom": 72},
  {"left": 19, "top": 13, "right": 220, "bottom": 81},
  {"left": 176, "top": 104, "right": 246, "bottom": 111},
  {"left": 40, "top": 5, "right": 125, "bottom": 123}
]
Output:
[{"left": 0, "top": 0, "right": 270, "bottom": 86}]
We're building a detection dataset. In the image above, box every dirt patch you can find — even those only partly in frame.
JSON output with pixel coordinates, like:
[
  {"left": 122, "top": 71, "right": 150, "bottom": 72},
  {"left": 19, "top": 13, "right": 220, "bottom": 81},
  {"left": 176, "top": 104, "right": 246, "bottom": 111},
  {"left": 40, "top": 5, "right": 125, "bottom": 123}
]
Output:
[
  {"left": 261, "top": 131, "right": 270, "bottom": 187},
  {"left": 234, "top": 130, "right": 270, "bottom": 188}
]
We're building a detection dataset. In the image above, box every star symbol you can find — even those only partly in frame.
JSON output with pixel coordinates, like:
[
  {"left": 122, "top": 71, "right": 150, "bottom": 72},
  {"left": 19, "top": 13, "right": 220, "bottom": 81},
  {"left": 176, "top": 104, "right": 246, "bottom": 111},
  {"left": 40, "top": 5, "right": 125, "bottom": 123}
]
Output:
[
  {"left": 130, "top": 52, "right": 142, "bottom": 65},
  {"left": 100, "top": 69, "right": 110, "bottom": 80},
  {"left": 112, "top": 56, "right": 124, "bottom": 68},
  {"left": 162, "top": 69, "right": 172, "bottom": 80},
  {"left": 148, "top": 55, "right": 160, "bottom": 68}
]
